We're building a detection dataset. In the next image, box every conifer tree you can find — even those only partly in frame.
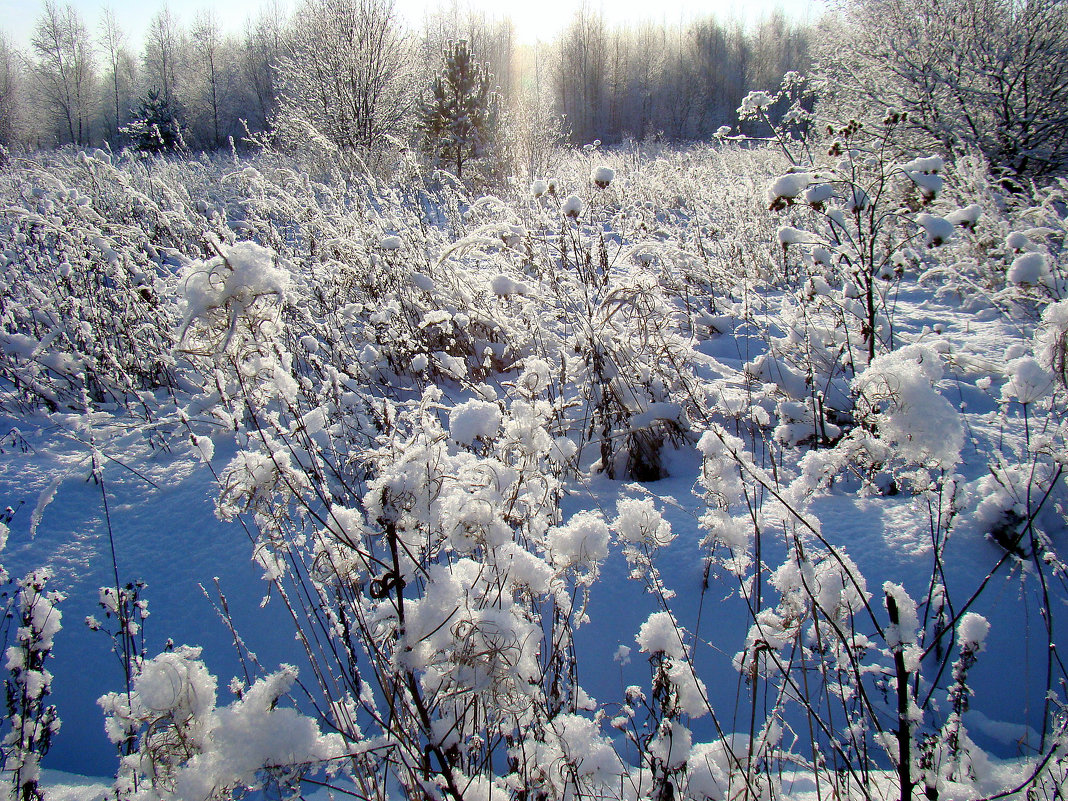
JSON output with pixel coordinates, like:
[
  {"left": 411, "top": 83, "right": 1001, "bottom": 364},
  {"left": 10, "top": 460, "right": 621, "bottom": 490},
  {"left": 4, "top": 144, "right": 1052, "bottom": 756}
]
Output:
[
  {"left": 419, "top": 40, "right": 498, "bottom": 178},
  {"left": 122, "top": 88, "right": 184, "bottom": 153}
]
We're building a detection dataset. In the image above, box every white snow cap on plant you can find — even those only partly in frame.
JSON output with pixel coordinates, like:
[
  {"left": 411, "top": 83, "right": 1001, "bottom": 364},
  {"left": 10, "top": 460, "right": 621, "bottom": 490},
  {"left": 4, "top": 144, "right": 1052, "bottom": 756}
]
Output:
[
  {"left": 614, "top": 497, "right": 675, "bottom": 547},
  {"left": 133, "top": 646, "right": 217, "bottom": 725},
  {"left": 901, "top": 155, "right": 945, "bottom": 197},
  {"left": 946, "top": 203, "right": 982, "bottom": 228},
  {"left": 916, "top": 213, "right": 955, "bottom": 246},
  {"left": 379, "top": 235, "right": 402, "bottom": 250},
  {"left": 804, "top": 182, "right": 835, "bottom": 206},
  {"left": 1007, "top": 251, "right": 1049, "bottom": 286},
  {"left": 883, "top": 581, "right": 919, "bottom": 650},
  {"left": 448, "top": 398, "right": 502, "bottom": 445},
  {"left": 957, "top": 612, "right": 990, "bottom": 651},
  {"left": 738, "top": 90, "right": 776, "bottom": 115},
  {"left": 636, "top": 610, "right": 686, "bottom": 659},
  {"left": 530, "top": 179, "right": 548, "bottom": 197},
  {"left": 1034, "top": 298, "right": 1068, "bottom": 382},
  {"left": 561, "top": 194, "right": 584, "bottom": 218},
  {"left": 1006, "top": 231, "right": 1033, "bottom": 252},
  {"left": 591, "top": 165, "right": 615, "bottom": 188},
  {"left": 766, "top": 171, "right": 812, "bottom": 206},
  {"left": 853, "top": 343, "right": 963, "bottom": 466},
  {"left": 778, "top": 226, "right": 812, "bottom": 246},
  {"left": 490, "top": 274, "right": 529, "bottom": 296},
  {"left": 1002, "top": 357, "right": 1053, "bottom": 404},
  {"left": 180, "top": 241, "right": 289, "bottom": 329},
  {"left": 649, "top": 720, "right": 692, "bottom": 769},
  {"left": 548, "top": 510, "right": 610, "bottom": 572},
  {"left": 411, "top": 272, "right": 436, "bottom": 292}
]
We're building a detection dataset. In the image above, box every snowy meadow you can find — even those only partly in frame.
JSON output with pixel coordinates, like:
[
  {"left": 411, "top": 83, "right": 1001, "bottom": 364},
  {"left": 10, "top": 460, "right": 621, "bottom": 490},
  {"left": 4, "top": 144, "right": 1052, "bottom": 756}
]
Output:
[{"left": 1, "top": 105, "right": 1068, "bottom": 801}]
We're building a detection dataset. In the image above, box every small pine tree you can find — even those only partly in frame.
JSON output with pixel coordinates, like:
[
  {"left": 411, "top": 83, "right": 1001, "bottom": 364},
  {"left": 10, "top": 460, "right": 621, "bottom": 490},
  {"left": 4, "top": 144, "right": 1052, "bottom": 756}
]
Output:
[
  {"left": 122, "top": 88, "right": 185, "bottom": 153},
  {"left": 419, "top": 40, "right": 498, "bottom": 178}
]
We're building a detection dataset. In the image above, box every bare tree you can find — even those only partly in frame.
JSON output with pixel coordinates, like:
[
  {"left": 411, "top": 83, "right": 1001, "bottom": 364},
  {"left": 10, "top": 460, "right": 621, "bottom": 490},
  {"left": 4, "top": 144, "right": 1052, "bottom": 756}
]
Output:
[
  {"left": 242, "top": 2, "right": 285, "bottom": 134},
  {"left": 275, "top": 0, "right": 413, "bottom": 154},
  {"left": 98, "top": 6, "right": 135, "bottom": 144},
  {"left": 818, "top": 0, "right": 1068, "bottom": 180},
  {"left": 32, "top": 0, "right": 96, "bottom": 146},
  {"left": 143, "top": 7, "right": 183, "bottom": 108},
  {"left": 0, "top": 32, "right": 26, "bottom": 148},
  {"left": 190, "top": 11, "right": 224, "bottom": 147},
  {"left": 556, "top": 4, "right": 607, "bottom": 144}
]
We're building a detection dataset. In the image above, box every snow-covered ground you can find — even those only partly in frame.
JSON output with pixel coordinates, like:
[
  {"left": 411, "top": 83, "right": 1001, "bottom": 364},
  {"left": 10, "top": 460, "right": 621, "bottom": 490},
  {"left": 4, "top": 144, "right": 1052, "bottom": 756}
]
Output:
[{"left": 0, "top": 143, "right": 1065, "bottom": 799}]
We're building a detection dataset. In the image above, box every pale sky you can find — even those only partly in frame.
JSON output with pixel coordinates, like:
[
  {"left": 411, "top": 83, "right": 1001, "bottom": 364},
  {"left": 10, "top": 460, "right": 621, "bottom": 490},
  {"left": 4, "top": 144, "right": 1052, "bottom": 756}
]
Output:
[{"left": 2, "top": 0, "right": 825, "bottom": 51}]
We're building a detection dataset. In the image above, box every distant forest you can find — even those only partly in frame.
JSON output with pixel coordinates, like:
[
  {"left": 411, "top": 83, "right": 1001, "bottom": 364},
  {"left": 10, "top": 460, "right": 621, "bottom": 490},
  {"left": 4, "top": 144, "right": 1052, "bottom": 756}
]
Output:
[{"left": 0, "top": 0, "right": 810, "bottom": 153}]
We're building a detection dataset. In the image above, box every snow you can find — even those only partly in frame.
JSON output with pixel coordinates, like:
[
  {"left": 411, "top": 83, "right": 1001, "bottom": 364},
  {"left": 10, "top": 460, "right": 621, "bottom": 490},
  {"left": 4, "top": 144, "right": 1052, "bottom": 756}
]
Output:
[
  {"left": 448, "top": 398, "right": 503, "bottom": 445},
  {"left": 957, "top": 612, "right": 990, "bottom": 650},
  {"left": 946, "top": 203, "right": 982, "bottom": 228},
  {"left": 738, "top": 90, "right": 776, "bottom": 115},
  {"left": 777, "top": 226, "right": 812, "bottom": 245},
  {"left": 490, "top": 274, "right": 529, "bottom": 296},
  {"left": 179, "top": 240, "right": 289, "bottom": 337},
  {"left": 901, "top": 155, "right": 946, "bottom": 197},
  {"left": 548, "top": 510, "right": 610, "bottom": 572},
  {"left": 916, "top": 213, "right": 956, "bottom": 246},
  {"left": 614, "top": 497, "right": 674, "bottom": 547},
  {"left": 2, "top": 143, "right": 1066, "bottom": 801},
  {"left": 591, "top": 165, "right": 615, "bottom": 188},
  {"left": 1007, "top": 251, "right": 1049, "bottom": 285},
  {"left": 1001, "top": 357, "right": 1053, "bottom": 404},
  {"left": 561, "top": 194, "right": 584, "bottom": 218},
  {"left": 766, "top": 171, "right": 812, "bottom": 205},
  {"left": 853, "top": 344, "right": 964, "bottom": 467},
  {"left": 803, "top": 183, "right": 834, "bottom": 206},
  {"left": 635, "top": 611, "right": 686, "bottom": 659}
]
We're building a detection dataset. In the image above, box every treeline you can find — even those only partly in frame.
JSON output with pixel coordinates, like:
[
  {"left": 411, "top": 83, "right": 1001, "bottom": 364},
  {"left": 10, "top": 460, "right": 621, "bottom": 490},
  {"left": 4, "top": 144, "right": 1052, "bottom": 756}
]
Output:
[{"left": 0, "top": 0, "right": 811, "bottom": 154}]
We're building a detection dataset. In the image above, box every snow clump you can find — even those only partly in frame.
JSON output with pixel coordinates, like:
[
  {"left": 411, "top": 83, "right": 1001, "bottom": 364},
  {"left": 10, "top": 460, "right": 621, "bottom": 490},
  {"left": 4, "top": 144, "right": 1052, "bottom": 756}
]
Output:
[
  {"left": 591, "top": 165, "right": 615, "bottom": 188},
  {"left": 738, "top": 90, "right": 776, "bottom": 116},
  {"left": 1001, "top": 357, "right": 1053, "bottom": 404},
  {"left": 548, "top": 511, "right": 610, "bottom": 573},
  {"left": 778, "top": 226, "right": 812, "bottom": 246},
  {"left": 490, "top": 274, "right": 530, "bottom": 296},
  {"left": 900, "top": 155, "right": 945, "bottom": 198},
  {"left": 1006, "top": 231, "right": 1033, "bottom": 252},
  {"left": 853, "top": 344, "right": 963, "bottom": 467},
  {"left": 1034, "top": 299, "right": 1068, "bottom": 386},
  {"left": 957, "top": 613, "right": 990, "bottom": 651},
  {"left": 1007, "top": 251, "right": 1049, "bottom": 286},
  {"left": 448, "top": 399, "right": 503, "bottom": 445},
  {"left": 180, "top": 241, "right": 289, "bottom": 333},
  {"left": 636, "top": 611, "right": 686, "bottom": 659},
  {"left": 614, "top": 497, "right": 675, "bottom": 547},
  {"left": 766, "top": 171, "right": 812, "bottom": 208},
  {"left": 916, "top": 213, "right": 955, "bottom": 247},
  {"left": 946, "top": 203, "right": 982, "bottom": 228},
  {"left": 561, "top": 194, "right": 584, "bottom": 218}
]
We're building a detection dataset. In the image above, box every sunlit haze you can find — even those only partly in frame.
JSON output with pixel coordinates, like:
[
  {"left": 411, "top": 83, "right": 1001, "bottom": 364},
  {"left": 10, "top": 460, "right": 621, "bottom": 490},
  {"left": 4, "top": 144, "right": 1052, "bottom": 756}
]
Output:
[{"left": 2, "top": 0, "right": 825, "bottom": 50}]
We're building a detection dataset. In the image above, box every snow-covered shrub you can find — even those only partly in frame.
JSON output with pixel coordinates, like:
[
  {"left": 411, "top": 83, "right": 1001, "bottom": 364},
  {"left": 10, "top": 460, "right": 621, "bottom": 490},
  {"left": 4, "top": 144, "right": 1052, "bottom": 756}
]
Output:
[
  {"left": 853, "top": 343, "right": 963, "bottom": 469},
  {"left": 1, "top": 569, "right": 63, "bottom": 801},
  {"left": 0, "top": 152, "right": 189, "bottom": 413},
  {"left": 2, "top": 136, "right": 1066, "bottom": 801},
  {"left": 100, "top": 647, "right": 343, "bottom": 801}
]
